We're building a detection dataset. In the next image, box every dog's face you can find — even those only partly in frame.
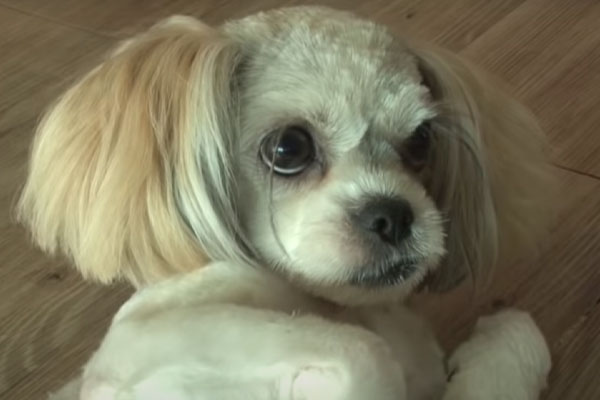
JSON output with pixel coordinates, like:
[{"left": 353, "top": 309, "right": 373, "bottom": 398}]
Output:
[
  {"left": 18, "top": 7, "right": 552, "bottom": 305},
  {"left": 228, "top": 12, "right": 445, "bottom": 302}
]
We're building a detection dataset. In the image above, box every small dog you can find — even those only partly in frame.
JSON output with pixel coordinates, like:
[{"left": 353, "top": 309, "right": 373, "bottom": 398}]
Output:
[
  {"left": 18, "top": 7, "right": 553, "bottom": 298},
  {"left": 17, "top": 7, "right": 553, "bottom": 399}
]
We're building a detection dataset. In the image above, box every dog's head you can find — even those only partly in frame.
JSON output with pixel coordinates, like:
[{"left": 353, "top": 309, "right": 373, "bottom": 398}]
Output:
[{"left": 18, "top": 8, "right": 552, "bottom": 304}]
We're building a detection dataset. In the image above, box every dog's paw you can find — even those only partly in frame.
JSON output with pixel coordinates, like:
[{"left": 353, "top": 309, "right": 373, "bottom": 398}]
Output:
[
  {"left": 472, "top": 309, "right": 551, "bottom": 375},
  {"left": 288, "top": 365, "right": 346, "bottom": 400},
  {"left": 443, "top": 309, "right": 551, "bottom": 400},
  {"left": 284, "top": 337, "right": 408, "bottom": 400},
  {"left": 285, "top": 360, "right": 406, "bottom": 400}
]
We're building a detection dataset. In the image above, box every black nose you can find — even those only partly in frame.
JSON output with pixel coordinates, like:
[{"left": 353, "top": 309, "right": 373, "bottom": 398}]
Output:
[{"left": 356, "top": 198, "right": 414, "bottom": 245}]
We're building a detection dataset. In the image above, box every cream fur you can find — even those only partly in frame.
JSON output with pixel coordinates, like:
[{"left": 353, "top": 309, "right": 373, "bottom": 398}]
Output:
[
  {"left": 444, "top": 310, "right": 552, "bottom": 400},
  {"left": 47, "top": 262, "right": 550, "bottom": 399},
  {"left": 17, "top": 18, "right": 250, "bottom": 286}
]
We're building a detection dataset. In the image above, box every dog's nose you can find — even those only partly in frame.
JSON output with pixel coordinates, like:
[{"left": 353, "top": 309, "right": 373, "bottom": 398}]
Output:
[{"left": 356, "top": 198, "right": 414, "bottom": 245}]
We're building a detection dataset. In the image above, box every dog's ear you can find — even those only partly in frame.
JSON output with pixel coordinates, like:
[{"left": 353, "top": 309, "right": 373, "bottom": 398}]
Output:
[
  {"left": 412, "top": 44, "right": 554, "bottom": 292},
  {"left": 17, "top": 16, "right": 250, "bottom": 287}
]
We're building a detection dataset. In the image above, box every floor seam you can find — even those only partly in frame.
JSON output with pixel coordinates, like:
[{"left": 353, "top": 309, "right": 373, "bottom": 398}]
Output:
[
  {"left": 0, "top": 2, "right": 118, "bottom": 39},
  {"left": 554, "top": 163, "right": 600, "bottom": 181}
]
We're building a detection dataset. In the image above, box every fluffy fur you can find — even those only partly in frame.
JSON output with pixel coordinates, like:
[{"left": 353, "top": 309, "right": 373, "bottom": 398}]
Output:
[
  {"left": 46, "top": 260, "right": 554, "bottom": 399},
  {"left": 18, "top": 7, "right": 553, "bottom": 300},
  {"left": 47, "top": 261, "right": 550, "bottom": 400},
  {"left": 444, "top": 310, "right": 551, "bottom": 399}
]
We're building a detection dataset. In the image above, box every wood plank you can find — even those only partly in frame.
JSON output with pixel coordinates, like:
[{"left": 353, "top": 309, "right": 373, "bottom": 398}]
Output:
[
  {"left": 0, "top": 7, "right": 115, "bottom": 133},
  {"left": 0, "top": 0, "right": 226, "bottom": 36},
  {"left": 1, "top": 0, "right": 526, "bottom": 50},
  {"left": 461, "top": 0, "right": 600, "bottom": 176},
  {"left": 365, "top": 0, "right": 526, "bottom": 51},
  {"left": 546, "top": 307, "right": 600, "bottom": 400}
]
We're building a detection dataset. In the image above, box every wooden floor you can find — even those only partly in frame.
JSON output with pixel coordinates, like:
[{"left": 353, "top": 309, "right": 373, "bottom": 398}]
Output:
[{"left": 1, "top": 0, "right": 599, "bottom": 398}]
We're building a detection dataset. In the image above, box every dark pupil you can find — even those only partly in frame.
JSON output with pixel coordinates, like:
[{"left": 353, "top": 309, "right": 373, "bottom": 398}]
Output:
[
  {"left": 403, "top": 122, "right": 431, "bottom": 169},
  {"left": 265, "top": 127, "right": 313, "bottom": 173}
]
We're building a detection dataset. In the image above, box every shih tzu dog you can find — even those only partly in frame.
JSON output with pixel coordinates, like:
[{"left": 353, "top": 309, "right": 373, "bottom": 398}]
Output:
[{"left": 17, "top": 6, "right": 553, "bottom": 399}]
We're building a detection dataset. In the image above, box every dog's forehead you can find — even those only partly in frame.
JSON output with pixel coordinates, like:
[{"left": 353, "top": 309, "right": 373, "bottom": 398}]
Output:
[{"left": 229, "top": 8, "right": 431, "bottom": 147}]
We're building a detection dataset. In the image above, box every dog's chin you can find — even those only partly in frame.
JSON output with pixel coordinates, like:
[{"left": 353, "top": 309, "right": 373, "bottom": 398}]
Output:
[
  {"left": 295, "top": 259, "right": 439, "bottom": 306},
  {"left": 349, "top": 258, "right": 421, "bottom": 288}
]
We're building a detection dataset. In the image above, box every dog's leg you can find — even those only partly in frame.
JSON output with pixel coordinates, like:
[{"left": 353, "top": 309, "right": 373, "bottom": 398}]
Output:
[{"left": 443, "top": 309, "right": 551, "bottom": 400}]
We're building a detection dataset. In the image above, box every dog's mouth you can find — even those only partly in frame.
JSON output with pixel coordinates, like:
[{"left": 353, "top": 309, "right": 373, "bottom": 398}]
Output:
[{"left": 349, "top": 257, "right": 421, "bottom": 287}]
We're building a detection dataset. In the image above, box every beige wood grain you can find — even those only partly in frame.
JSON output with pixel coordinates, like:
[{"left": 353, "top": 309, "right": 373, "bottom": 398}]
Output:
[
  {"left": 461, "top": 0, "right": 600, "bottom": 176},
  {"left": 0, "top": 0, "right": 227, "bottom": 36},
  {"left": 0, "top": 0, "right": 598, "bottom": 398},
  {"left": 0, "top": 8, "right": 115, "bottom": 133}
]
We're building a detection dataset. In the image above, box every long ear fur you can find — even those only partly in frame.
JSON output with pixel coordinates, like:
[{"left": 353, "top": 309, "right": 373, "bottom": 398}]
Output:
[
  {"left": 17, "top": 16, "right": 250, "bottom": 287},
  {"left": 413, "top": 44, "right": 555, "bottom": 291}
]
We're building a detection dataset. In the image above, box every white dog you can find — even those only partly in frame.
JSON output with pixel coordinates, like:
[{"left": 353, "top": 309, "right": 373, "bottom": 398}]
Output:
[{"left": 17, "top": 7, "right": 553, "bottom": 399}]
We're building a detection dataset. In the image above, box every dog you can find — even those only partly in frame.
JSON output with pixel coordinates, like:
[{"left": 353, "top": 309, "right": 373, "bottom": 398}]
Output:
[
  {"left": 18, "top": 7, "right": 553, "bottom": 297},
  {"left": 16, "top": 6, "right": 554, "bottom": 399}
]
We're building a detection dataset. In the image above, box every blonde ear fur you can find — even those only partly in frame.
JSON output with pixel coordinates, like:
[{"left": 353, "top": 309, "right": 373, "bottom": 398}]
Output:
[
  {"left": 17, "top": 17, "right": 248, "bottom": 286},
  {"left": 414, "top": 44, "right": 554, "bottom": 291}
]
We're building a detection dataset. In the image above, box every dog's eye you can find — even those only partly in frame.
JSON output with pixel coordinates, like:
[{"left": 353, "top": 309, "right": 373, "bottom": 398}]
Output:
[
  {"left": 401, "top": 121, "right": 432, "bottom": 171},
  {"left": 260, "top": 126, "right": 315, "bottom": 176}
]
